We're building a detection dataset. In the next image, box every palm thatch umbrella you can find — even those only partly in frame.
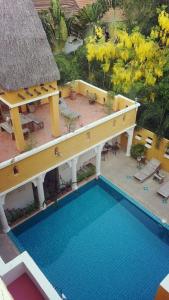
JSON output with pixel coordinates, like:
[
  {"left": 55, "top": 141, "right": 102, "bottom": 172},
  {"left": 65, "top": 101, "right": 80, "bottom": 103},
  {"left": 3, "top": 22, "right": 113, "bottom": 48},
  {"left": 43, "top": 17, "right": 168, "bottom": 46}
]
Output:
[{"left": 0, "top": 0, "right": 60, "bottom": 91}]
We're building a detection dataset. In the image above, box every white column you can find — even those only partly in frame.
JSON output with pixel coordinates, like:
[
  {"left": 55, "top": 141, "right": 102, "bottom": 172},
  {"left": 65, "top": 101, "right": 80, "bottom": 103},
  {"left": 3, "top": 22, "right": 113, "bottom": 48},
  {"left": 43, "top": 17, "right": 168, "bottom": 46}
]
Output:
[
  {"left": 36, "top": 174, "right": 46, "bottom": 210},
  {"left": 71, "top": 157, "right": 78, "bottom": 191},
  {"left": 126, "top": 128, "right": 134, "bottom": 157},
  {"left": 0, "top": 195, "right": 10, "bottom": 233},
  {"left": 95, "top": 143, "right": 104, "bottom": 179}
]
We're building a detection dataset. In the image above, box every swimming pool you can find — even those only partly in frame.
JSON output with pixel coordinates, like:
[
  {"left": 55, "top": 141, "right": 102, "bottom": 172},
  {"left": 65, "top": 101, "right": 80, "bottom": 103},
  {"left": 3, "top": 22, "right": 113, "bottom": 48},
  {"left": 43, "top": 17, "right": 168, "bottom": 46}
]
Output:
[{"left": 10, "top": 177, "right": 169, "bottom": 300}]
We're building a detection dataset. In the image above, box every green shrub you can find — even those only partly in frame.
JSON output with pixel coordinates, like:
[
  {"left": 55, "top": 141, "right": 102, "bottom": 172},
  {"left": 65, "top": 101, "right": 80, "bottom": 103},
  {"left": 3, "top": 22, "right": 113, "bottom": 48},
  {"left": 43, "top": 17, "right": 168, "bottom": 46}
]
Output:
[
  {"left": 5, "top": 202, "right": 36, "bottom": 225},
  {"left": 130, "top": 143, "right": 146, "bottom": 159},
  {"left": 77, "top": 163, "right": 96, "bottom": 182},
  {"left": 55, "top": 45, "right": 89, "bottom": 85}
]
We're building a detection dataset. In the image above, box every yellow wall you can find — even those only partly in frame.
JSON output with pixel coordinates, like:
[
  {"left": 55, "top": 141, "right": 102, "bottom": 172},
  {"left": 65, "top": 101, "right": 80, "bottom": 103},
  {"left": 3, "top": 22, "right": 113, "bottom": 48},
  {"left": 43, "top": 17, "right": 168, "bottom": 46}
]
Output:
[
  {"left": 133, "top": 128, "right": 169, "bottom": 172},
  {"left": 78, "top": 81, "right": 133, "bottom": 111},
  {"left": 59, "top": 85, "right": 71, "bottom": 98},
  {"left": 1, "top": 81, "right": 58, "bottom": 106},
  {"left": 0, "top": 109, "right": 136, "bottom": 193}
]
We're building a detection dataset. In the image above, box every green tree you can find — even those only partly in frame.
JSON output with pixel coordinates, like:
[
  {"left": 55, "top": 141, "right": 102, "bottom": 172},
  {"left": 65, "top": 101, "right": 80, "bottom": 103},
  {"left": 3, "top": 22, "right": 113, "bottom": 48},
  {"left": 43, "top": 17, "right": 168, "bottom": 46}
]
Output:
[
  {"left": 39, "top": 0, "right": 68, "bottom": 51},
  {"left": 69, "top": 0, "right": 118, "bottom": 38},
  {"left": 119, "top": 0, "right": 169, "bottom": 34}
]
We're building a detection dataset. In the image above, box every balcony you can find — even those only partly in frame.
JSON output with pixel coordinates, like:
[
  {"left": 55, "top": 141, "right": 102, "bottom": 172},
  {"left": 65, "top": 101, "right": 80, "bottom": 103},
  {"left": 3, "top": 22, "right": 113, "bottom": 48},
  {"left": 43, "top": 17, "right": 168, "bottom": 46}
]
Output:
[
  {"left": 0, "top": 80, "right": 139, "bottom": 193},
  {"left": 0, "top": 94, "right": 106, "bottom": 163}
]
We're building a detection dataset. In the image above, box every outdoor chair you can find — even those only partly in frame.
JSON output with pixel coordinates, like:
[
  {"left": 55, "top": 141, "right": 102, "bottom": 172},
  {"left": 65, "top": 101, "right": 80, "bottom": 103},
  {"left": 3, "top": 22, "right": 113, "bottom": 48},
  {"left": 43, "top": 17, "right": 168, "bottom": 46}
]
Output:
[
  {"left": 134, "top": 158, "right": 160, "bottom": 182},
  {"left": 0, "top": 121, "right": 30, "bottom": 139},
  {"left": 157, "top": 181, "right": 169, "bottom": 199},
  {"left": 153, "top": 171, "right": 165, "bottom": 184},
  {"left": 59, "top": 98, "right": 80, "bottom": 119},
  {"left": 27, "top": 113, "right": 44, "bottom": 130}
]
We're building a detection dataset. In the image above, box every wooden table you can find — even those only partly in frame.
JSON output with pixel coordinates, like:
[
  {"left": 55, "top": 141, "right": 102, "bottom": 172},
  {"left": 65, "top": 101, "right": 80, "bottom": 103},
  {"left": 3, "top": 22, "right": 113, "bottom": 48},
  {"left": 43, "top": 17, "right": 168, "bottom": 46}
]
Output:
[{"left": 0, "top": 116, "right": 31, "bottom": 139}]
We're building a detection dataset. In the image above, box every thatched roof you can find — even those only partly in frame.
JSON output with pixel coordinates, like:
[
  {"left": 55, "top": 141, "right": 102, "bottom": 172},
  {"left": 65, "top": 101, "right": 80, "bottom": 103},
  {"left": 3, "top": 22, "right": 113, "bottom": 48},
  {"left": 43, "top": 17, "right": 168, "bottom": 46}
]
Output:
[{"left": 0, "top": 0, "right": 60, "bottom": 91}]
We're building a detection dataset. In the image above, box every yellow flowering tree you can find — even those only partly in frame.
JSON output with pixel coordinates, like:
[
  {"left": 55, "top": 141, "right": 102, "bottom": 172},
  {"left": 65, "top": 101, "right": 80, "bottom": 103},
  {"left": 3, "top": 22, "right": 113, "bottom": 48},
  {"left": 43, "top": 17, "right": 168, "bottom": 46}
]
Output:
[{"left": 86, "top": 12, "right": 169, "bottom": 94}]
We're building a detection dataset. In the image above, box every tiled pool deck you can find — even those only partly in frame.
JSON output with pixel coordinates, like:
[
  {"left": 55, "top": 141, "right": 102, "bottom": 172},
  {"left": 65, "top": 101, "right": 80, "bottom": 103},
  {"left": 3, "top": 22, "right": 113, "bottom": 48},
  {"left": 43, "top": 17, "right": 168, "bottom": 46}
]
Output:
[
  {"left": 101, "top": 150, "right": 169, "bottom": 222},
  {"left": 0, "top": 233, "right": 19, "bottom": 262}
]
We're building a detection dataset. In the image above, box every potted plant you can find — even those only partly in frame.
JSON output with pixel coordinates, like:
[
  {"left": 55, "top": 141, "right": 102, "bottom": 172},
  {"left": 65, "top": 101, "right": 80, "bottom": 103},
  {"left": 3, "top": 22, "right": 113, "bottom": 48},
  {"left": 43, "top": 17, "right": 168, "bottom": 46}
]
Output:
[
  {"left": 105, "top": 91, "right": 115, "bottom": 114},
  {"left": 130, "top": 143, "right": 146, "bottom": 159},
  {"left": 88, "top": 93, "right": 97, "bottom": 104},
  {"left": 70, "top": 80, "right": 78, "bottom": 100},
  {"left": 27, "top": 102, "right": 36, "bottom": 113},
  {"left": 63, "top": 114, "right": 77, "bottom": 132}
]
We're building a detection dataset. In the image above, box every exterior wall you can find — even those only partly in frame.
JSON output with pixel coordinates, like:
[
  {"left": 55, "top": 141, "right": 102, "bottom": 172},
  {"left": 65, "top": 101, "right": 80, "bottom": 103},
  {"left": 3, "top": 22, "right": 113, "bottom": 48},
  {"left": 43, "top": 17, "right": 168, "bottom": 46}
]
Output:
[
  {"left": 4, "top": 183, "right": 34, "bottom": 210},
  {"left": 133, "top": 128, "right": 169, "bottom": 172}
]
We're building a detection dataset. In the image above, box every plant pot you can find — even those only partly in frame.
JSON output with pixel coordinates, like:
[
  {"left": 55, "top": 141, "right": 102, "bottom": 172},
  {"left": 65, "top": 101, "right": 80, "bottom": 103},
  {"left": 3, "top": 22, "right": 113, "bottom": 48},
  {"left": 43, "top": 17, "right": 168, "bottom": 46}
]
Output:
[
  {"left": 28, "top": 103, "right": 36, "bottom": 113},
  {"left": 70, "top": 91, "right": 77, "bottom": 100},
  {"left": 89, "top": 99, "right": 96, "bottom": 105}
]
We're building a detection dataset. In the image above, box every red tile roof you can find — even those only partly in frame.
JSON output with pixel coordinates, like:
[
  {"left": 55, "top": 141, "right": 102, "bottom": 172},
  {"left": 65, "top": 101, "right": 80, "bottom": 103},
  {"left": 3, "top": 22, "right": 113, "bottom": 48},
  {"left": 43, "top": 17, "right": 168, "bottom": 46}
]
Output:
[
  {"left": 33, "top": 0, "right": 51, "bottom": 10},
  {"left": 76, "top": 0, "right": 96, "bottom": 9},
  {"left": 33, "top": 0, "right": 96, "bottom": 14}
]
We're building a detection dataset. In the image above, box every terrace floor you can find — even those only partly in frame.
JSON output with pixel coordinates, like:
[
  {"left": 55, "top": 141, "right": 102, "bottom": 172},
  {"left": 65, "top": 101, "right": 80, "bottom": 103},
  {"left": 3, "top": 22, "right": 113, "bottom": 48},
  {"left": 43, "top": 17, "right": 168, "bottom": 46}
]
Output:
[
  {"left": 101, "top": 150, "right": 169, "bottom": 222},
  {"left": 0, "top": 94, "right": 107, "bottom": 163}
]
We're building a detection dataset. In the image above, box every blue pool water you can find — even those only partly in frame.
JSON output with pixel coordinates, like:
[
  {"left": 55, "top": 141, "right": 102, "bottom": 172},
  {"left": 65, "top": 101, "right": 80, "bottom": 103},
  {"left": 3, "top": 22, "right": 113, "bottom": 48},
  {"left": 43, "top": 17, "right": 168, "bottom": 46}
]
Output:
[{"left": 11, "top": 177, "right": 169, "bottom": 300}]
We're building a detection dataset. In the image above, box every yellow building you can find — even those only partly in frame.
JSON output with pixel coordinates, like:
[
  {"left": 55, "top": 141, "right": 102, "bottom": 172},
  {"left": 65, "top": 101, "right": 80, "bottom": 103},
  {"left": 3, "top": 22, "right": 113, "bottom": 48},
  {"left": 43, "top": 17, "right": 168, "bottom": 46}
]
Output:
[{"left": 1, "top": 2, "right": 169, "bottom": 300}]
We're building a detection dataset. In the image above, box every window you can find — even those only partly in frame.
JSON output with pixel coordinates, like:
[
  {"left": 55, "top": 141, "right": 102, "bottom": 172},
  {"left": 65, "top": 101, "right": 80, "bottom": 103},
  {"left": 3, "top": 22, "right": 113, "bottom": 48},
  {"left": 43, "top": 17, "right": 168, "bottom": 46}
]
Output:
[{"left": 135, "top": 134, "right": 142, "bottom": 141}]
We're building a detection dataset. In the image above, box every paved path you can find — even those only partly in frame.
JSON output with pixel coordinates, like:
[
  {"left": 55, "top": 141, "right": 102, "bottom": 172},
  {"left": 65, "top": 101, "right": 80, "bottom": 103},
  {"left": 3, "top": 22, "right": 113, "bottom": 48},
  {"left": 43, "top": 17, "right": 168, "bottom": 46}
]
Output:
[
  {"left": 0, "top": 233, "right": 19, "bottom": 263},
  {"left": 101, "top": 150, "right": 169, "bottom": 222}
]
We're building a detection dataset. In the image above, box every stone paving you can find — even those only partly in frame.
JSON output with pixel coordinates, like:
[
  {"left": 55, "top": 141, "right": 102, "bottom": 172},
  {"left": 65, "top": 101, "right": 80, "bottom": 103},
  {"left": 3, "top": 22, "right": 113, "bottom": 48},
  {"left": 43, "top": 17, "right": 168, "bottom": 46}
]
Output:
[
  {"left": 0, "top": 233, "right": 19, "bottom": 263},
  {"left": 101, "top": 150, "right": 169, "bottom": 222}
]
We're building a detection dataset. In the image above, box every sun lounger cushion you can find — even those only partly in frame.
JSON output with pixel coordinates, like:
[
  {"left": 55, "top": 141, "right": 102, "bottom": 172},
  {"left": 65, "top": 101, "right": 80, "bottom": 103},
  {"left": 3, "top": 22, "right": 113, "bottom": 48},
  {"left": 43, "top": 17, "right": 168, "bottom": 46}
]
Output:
[
  {"left": 157, "top": 182, "right": 169, "bottom": 198},
  {"left": 134, "top": 158, "right": 160, "bottom": 182},
  {"left": 59, "top": 98, "right": 80, "bottom": 119}
]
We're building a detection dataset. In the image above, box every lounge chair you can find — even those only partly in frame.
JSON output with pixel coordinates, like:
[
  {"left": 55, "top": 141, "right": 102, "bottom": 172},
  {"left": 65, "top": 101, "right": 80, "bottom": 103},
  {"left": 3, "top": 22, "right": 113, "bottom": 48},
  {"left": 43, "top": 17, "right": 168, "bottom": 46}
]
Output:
[
  {"left": 134, "top": 158, "right": 160, "bottom": 182},
  {"left": 59, "top": 98, "right": 80, "bottom": 119},
  {"left": 157, "top": 181, "right": 169, "bottom": 199}
]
